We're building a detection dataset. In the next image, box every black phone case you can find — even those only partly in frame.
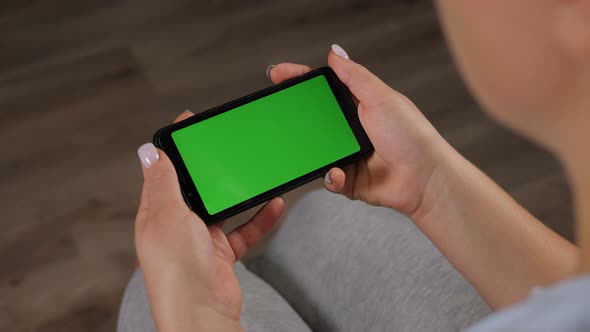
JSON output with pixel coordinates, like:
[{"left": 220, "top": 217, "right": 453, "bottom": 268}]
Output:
[{"left": 153, "top": 67, "right": 373, "bottom": 224}]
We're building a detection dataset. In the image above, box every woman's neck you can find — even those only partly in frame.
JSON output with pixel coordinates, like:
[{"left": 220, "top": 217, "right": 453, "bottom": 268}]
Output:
[
  {"left": 559, "top": 135, "right": 590, "bottom": 273},
  {"left": 574, "top": 172, "right": 590, "bottom": 273},
  {"left": 551, "top": 88, "right": 590, "bottom": 273},
  {"left": 579, "top": 214, "right": 590, "bottom": 273}
]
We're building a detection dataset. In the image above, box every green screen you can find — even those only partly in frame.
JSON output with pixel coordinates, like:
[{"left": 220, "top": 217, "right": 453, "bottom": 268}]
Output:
[{"left": 172, "top": 75, "right": 360, "bottom": 215}]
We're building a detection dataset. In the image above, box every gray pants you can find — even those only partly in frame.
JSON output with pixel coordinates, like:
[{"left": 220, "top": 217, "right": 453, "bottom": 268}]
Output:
[{"left": 118, "top": 184, "right": 490, "bottom": 331}]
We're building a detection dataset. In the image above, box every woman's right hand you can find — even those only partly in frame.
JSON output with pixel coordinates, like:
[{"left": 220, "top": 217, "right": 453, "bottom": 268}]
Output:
[{"left": 269, "top": 45, "right": 453, "bottom": 218}]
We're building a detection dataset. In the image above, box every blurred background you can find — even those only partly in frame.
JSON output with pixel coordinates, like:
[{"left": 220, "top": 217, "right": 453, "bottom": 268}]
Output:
[{"left": 0, "top": 0, "right": 573, "bottom": 331}]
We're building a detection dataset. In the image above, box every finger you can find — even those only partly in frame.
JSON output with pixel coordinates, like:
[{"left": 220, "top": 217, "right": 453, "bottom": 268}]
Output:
[
  {"left": 323, "top": 167, "right": 346, "bottom": 194},
  {"left": 137, "top": 110, "right": 193, "bottom": 212},
  {"left": 137, "top": 144, "right": 186, "bottom": 213},
  {"left": 226, "top": 197, "right": 286, "bottom": 261},
  {"left": 324, "top": 164, "right": 358, "bottom": 200},
  {"left": 267, "top": 63, "right": 313, "bottom": 84},
  {"left": 328, "top": 47, "right": 395, "bottom": 109},
  {"left": 173, "top": 110, "right": 194, "bottom": 123}
]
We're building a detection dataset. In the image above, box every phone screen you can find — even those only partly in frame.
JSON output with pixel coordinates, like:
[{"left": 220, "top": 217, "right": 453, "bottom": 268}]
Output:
[{"left": 171, "top": 75, "right": 361, "bottom": 215}]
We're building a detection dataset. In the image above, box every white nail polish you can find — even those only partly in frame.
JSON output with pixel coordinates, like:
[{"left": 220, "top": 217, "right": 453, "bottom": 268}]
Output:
[
  {"left": 331, "top": 44, "right": 350, "bottom": 60},
  {"left": 266, "top": 65, "right": 275, "bottom": 79},
  {"left": 324, "top": 172, "right": 332, "bottom": 184},
  {"left": 138, "top": 143, "right": 159, "bottom": 169}
]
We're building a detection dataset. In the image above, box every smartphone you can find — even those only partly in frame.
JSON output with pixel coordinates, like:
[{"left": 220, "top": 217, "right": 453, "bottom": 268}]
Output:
[{"left": 154, "top": 67, "right": 373, "bottom": 224}]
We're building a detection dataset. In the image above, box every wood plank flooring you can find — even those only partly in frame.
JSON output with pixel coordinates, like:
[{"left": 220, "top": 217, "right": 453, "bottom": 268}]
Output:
[{"left": 0, "top": 1, "right": 573, "bottom": 330}]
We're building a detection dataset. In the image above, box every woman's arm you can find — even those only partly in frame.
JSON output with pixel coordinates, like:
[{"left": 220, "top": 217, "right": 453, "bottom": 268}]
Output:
[{"left": 411, "top": 142, "right": 578, "bottom": 310}]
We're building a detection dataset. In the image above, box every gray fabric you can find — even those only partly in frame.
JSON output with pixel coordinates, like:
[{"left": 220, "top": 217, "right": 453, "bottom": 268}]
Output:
[
  {"left": 117, "top": 269, "right": 156, "bottom": 332},
  {"left": 239, "top": 263, "right": 312, "bottom": 332},
  {"left": 117, "top": 263, "right": 311, "bottom": 332},
  {"left": 244, "top": 186, "right": 491, "bottom": 332},
  {"left": 466, "top": 274, "right": 590, "bottom": 332}
]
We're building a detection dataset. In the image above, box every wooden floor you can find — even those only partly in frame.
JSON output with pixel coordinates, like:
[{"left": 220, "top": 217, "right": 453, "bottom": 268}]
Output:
[{"left": 0, "top": 1, "right": 573, "bottom": 330}]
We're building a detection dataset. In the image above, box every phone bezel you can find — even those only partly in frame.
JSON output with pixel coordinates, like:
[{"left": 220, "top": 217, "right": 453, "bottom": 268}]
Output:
[{"left": 154, "top": 67, "right": 373, "bottom": 224}]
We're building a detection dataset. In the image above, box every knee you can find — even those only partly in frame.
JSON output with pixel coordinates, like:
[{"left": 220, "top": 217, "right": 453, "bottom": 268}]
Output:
[{"left": 117, "top": 269, "right": 157, "bottom": 332}]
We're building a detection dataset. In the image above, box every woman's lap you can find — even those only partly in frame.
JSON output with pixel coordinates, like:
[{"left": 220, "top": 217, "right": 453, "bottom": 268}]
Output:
[
  {"left": 244, "top": 183, "right": 491, "bottom": 331},
  {"left": 118, "top": 183, "right": 490, "bottom": 331}
]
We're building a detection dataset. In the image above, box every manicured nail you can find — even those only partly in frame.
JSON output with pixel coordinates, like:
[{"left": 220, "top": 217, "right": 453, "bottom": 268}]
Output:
[
  {"left": 266, "top": 65, "right": 275, "bottom": 79},
  {"left": 138, "top": 143, "right": 159, "bottom": 169},
  {"left": 324, "top": 172, "right": 332, "bottom": 184},
  {"left": 331, "top": 44, "right": 350, "bottom": 60},
  {"left": 184, "top": 109, "right": 194, "bottom": 115}
]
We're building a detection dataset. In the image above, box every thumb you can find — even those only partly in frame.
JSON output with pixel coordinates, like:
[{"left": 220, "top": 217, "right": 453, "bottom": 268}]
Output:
[
  {"left": 328, "top": 44, "right": 395, "bottom": 109},
  {"left": 137, "top": 143, "right": 186, "bottom": 211}
]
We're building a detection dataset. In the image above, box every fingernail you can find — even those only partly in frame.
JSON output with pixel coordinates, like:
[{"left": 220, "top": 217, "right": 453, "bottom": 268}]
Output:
[
  {"left": 331, "top": 44, "right": 350, "bottom": 60},
  {"left": 324, "top": 172, "right": 332, "bottom": 184},
  {"left": 184, "top": 109, "right": 194, "bottom": 115},
  {"left": 138, "top": 143, "right": 159, "bottom": 169},
  {"left": 265, "top": 65, "right": 275, "bottom": 79}
]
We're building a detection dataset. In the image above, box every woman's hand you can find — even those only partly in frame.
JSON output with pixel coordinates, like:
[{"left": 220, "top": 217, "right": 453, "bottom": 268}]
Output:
[
  {"left": 134, "top": 111, "right": 285, "bottom": 331},
  {"left": 273, "top": 45, "right": 575, "bottom": 310},
  {"left": 269, "top": 46, "right": 452, "bottom": 218}
]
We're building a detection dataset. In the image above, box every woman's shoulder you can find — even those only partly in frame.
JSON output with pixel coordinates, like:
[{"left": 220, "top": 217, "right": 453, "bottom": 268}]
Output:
[{"left": 466, "top": 274, "right": 590, "bottom": 332}]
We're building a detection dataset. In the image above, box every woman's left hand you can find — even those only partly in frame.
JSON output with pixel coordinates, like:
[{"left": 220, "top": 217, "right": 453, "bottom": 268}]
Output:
[{"left": 135, "top": 111, "right": 285, "bottom": 332}]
